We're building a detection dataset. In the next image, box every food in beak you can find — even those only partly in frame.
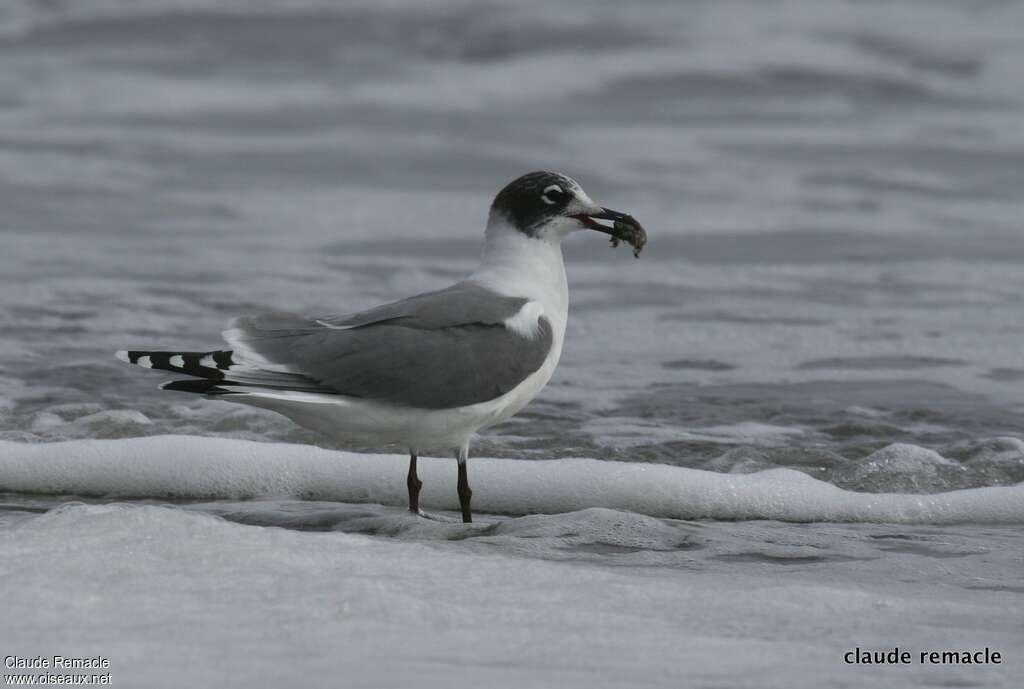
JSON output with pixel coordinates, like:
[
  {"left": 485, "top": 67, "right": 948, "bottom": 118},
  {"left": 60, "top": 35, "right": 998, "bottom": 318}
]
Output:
[
  {"left": 573, "top": 211, "right": 648, "bottom": 258},
  {"left": 609, "top": 217, "right": 647, "bottom": 258}
]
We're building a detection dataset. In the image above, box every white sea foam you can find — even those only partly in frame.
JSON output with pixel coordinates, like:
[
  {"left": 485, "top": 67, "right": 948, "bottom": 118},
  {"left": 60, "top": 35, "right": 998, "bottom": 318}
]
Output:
[
  {"left": 1, "top": 436, "right": 1021, "bottom": 524},
  {"left": 0, "top": 500, "right": 1019, "bottom": 689}
]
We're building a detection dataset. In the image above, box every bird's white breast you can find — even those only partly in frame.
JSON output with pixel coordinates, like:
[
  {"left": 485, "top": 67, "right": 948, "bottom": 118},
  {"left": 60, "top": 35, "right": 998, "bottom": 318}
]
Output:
[{"left": 462, "top": 219, "right": 570, "bottom": 431}]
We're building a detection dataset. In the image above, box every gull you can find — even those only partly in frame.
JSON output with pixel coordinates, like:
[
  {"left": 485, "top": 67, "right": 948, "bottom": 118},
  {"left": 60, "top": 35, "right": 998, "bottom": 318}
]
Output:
[{"left": 117, "top": 171, "right": 646, "bottom": 523}]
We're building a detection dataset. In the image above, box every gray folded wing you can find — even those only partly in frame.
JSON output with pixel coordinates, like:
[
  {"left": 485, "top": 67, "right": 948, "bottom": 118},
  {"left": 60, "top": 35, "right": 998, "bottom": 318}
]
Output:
[{"left": 228, "top": 282, "right": 553, "bottom": 409}]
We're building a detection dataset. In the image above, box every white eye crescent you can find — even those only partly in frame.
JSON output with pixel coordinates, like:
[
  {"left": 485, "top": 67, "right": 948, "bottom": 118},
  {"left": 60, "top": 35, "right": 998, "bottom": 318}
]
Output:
[{"left": 541, "top": 184, "right": 565, "bottom": 205}]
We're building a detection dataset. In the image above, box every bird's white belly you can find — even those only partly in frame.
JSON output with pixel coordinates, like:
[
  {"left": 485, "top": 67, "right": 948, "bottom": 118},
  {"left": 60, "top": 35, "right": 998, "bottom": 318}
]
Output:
[{"left": 233, "top": 358, "right": 555, "bottom": 452}]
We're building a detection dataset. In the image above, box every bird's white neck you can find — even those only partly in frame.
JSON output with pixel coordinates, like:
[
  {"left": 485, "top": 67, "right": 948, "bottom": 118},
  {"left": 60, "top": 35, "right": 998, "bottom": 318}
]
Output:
[{"left": 469, "top": 214, "right": 569, "bottom": 319}]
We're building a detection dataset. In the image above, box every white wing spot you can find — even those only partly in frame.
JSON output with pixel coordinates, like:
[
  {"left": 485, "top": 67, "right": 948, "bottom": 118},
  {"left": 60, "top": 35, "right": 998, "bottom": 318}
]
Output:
[
  {"left": 170, "top": 355, "right": 185, "bottom": 368},
  {"left": 137, "top": 355, "right": 153, "bottom": 368},
  {"left": 504, "top": 301, "right": 545, "bottom": 338},
  {"left": 200, "top": 355, "right": 217, "bottom": 368}
]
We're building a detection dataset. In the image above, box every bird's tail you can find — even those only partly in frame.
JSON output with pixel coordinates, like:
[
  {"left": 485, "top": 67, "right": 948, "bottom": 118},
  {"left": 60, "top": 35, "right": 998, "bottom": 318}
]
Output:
[{"left": 115, "top": 349, "right": 322, "bottom": 395}]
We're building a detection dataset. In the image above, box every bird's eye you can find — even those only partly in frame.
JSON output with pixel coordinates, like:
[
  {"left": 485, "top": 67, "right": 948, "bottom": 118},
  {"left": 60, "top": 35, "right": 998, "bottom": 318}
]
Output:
[{"left": 541, "top": 184, "right": 568, "bottom": 205}]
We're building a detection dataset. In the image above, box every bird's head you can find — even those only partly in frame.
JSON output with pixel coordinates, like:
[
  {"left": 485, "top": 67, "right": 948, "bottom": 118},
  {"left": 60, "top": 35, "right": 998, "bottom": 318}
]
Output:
[{"left": 488, "top": 171, "right": 646, "bottom": 257}]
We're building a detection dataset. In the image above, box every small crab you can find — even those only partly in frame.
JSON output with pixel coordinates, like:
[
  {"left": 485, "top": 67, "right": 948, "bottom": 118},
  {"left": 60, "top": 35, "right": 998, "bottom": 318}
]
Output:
[
  {"left": 608, "top": 216, "right": 647, "bottom": 258},
  {"left": 572, "top": 209, "right": 648, "bottom": 258}
]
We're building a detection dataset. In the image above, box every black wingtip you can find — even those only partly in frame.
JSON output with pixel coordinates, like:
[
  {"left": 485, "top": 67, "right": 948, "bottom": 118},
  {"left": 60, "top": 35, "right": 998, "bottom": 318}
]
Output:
[
  {"left": 160, "top": 379, "right": 237, "bottom": 395},
  {"left": 117, "top": 350, "right": 233, "bottom": 379}
]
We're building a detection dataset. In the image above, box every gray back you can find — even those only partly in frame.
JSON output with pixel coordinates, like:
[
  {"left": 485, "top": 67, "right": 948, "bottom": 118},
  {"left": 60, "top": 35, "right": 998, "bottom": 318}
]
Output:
[{"left": 232, "top": 281, "right": 554, "bottom": 409}]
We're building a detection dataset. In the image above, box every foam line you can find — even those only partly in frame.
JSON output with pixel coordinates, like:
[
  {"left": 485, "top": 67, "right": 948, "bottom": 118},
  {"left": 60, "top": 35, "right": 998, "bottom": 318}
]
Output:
[{"left": 1, "top": 436, "right": 1022, "bottom": 524}]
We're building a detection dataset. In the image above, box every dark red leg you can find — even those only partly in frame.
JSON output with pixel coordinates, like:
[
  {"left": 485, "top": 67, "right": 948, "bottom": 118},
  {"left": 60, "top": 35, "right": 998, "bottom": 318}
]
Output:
[
  {"left": 407, "top": 452, "right": 422, "bottom": 514},
  {"left": 456, "top": 455, "right": 472, "bottom": 523}
]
